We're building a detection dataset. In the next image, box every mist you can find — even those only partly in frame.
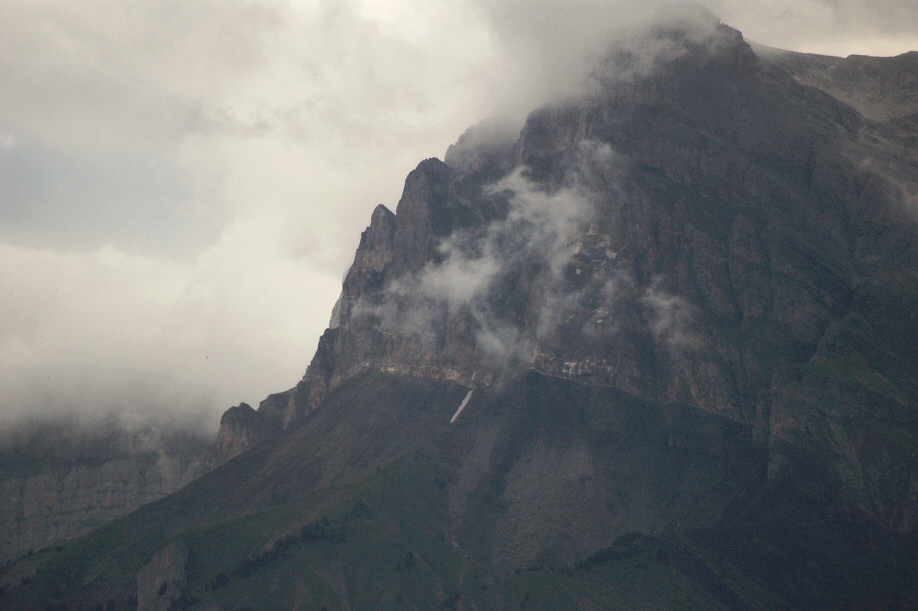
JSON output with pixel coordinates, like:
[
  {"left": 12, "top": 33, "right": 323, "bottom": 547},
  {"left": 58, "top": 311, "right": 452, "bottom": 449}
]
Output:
[
  {"left": 428, "top": 166, "right": 593, "bottom": 364},
  {"left": 1, "top": 0, "right": 916, "bottom": 427}
]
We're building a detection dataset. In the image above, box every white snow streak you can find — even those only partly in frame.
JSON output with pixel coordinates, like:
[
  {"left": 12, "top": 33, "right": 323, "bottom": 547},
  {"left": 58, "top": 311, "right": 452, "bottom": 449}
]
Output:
[{"left": 450, "top": 390, "right": 474, "bottom": 424}]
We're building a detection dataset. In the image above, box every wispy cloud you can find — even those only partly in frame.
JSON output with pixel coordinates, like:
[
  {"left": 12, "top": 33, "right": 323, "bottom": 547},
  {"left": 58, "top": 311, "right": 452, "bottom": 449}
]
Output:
[
  {"left": 368, "top": 142, "right": 630, "bottom": 368},
  {"left": 641, "top": 279, "right": 701, "bottom": 352}
]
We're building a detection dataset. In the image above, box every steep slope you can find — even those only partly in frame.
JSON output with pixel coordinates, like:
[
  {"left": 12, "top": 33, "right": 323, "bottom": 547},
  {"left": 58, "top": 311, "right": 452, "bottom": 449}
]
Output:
[
  {"left": 0, "top": 372, "right": 769, "bottom": 609},
  {"left": 757, "top": 45, "right": 918, "bottom": 122},
  {"left": 3, "top": 371, "right": 911, "bottom": 609},
  {"left": 3, "top": 10, "right": 917, "bottom": 610}
]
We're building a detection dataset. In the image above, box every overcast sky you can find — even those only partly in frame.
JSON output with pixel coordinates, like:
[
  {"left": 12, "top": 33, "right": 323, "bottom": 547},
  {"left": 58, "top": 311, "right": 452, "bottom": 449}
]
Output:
[{"left": 1, "top": 0, "right": 916, "bottom": 428}]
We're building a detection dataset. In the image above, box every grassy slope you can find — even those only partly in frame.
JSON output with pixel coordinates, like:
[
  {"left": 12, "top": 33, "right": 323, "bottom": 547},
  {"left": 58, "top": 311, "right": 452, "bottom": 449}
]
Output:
[
  {"left": 1, "top": 366, "right": 915, "bottom": 609},
  {"left": 0, "top": 372, "right": 758, "bottom": 609}
]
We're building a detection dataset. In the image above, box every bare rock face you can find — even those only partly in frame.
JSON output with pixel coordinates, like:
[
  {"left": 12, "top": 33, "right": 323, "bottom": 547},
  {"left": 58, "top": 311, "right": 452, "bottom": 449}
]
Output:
[
  {"left": 205, "top": 401, "right": 281, "bottom": 469},
  {"left": 0, "top": 419, "right": 210, "bottom": 564},
  {"left": 253, "top": 18, "right": 908, "bottom": 415},
  {"left": 213, "top": 16, "right": 918, "bottom": 537}
]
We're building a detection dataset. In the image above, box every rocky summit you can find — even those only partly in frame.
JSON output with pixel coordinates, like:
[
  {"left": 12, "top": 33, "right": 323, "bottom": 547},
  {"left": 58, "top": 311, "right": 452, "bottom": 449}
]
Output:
[{"left": 3, "top": 11, "right": 918, "bottom": 610}]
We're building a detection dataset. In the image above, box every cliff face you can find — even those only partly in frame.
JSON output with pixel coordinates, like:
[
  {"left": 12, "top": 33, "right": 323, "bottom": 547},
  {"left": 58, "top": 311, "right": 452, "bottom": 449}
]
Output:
[
  {"left": 205, "top": 402, "right": 281, "bottom": 468},
  {"left": 0, "top": 418, "right": 209, "bottom": 564},
  {"left": 216, "top": 14, "right": 918, "bottom": 536}
]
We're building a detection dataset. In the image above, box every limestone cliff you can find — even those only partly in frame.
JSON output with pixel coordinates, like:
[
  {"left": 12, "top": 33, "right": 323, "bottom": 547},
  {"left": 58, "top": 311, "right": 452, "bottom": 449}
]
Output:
[
  {"left": 0, "top": 418, "right": 209, "bottom": 564},
  {"left": 215, "top": 17, "right": 918, "bottom": 537}
]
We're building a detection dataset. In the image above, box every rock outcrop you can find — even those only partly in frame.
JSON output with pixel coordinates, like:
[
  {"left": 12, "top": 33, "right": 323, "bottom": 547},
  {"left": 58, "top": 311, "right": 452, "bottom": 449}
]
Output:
[{"left": 205, "top": 401, "right": 281, "bottom": 469}]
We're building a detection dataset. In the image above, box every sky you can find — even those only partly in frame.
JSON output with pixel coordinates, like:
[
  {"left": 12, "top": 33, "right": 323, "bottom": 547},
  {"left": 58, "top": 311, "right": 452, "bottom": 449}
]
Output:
[{"left": 1, "top": 0, "right": 917, "bottom": 428}]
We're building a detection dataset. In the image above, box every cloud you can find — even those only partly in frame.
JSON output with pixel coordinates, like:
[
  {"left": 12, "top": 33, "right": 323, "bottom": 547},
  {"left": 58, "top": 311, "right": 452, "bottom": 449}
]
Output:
[
  {"left": 0, "top": 219, "right": 341, "bottom": 426},
  {"left": 474, "top": 0, "right": 918, "bottom": 120},
  {"left": 0, "top": 0, "right": 495, "bottom": 423},
  {"left": 469, "top": 0, "right": 658, "bottom": 116},
  {"left": 641, "top": 279, "right": 701, "bottom": 352},
  {"left": 0, "top": 0, "right": 496, "bottom": 254},
  {"left": 374, "top": 144, "right": 615, "bottom": 366},
  {"left": 0, "top": 134, "right": 208, "bottom": 254}
]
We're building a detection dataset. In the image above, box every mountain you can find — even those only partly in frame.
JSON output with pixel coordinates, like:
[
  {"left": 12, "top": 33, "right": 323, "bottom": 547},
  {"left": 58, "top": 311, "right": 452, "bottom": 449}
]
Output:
[{"left": 3, "top": 10, "right": 917, "bottom": 610}]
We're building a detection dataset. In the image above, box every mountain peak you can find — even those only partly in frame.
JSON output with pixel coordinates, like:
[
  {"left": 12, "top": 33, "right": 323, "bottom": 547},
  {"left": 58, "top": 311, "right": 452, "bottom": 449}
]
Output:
[
  {"left": 649, "top": 2, "right": 721, "bottom": 29},
  {"left": 592, "top": 11, "right": 755, "bottom": 93}
]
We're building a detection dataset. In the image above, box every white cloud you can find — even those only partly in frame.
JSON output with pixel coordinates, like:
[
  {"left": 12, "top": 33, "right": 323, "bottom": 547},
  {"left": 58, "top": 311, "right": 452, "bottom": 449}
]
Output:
[
  {"left": 641, "top": 280, "right": 701, "bottom": 352},
  {"left": 0, "top": 222, "right": 341, "bottom": 426},
  {"left": 0, "top": 0, "right": 495, "bottom": 422}
]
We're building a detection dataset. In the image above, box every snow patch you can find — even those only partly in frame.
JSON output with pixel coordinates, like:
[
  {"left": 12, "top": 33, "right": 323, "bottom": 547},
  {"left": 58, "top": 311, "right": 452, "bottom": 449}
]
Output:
[{"left": 450, "top": 390, "right": 473, "bottom": 424}]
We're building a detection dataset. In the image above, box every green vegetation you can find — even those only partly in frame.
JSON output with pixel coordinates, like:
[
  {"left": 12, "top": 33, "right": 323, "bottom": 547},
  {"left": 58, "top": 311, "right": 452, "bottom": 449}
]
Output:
[
  {"left": 1, "top": 369, "right": 914, "bottom": 609},
  {"left": 0, "top": 430, "right": 758, "bottom": 610}
]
